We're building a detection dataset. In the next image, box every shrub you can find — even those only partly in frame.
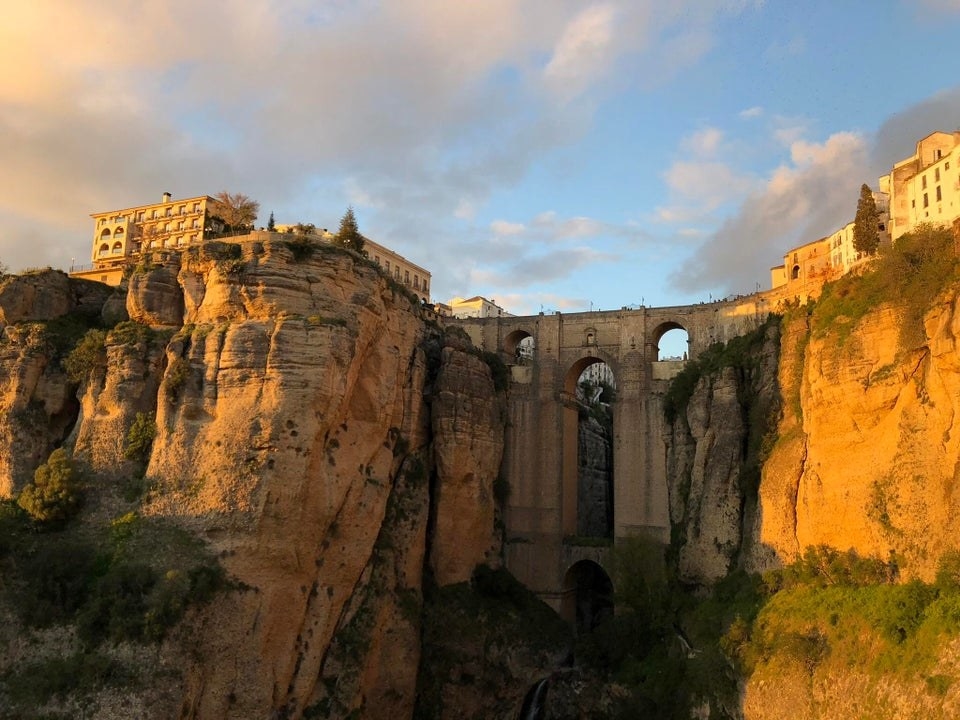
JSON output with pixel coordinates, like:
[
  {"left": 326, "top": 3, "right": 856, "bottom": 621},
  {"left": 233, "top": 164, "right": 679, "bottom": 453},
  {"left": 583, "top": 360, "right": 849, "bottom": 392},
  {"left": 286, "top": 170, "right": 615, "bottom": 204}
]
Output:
[
  {"left": 165, "top": 357, "right": 190, "bottom": 399},
  {"left": 13, "top": 540, "right": 98, "bottom": 626},
  {"left": 63, "top": 328, "right": 107, "bottom": 383},
  {"left": 284, "top": 236, "right": 318, "bottom": 261},
  {"left": 17, "top": 448, "right": 83, "bottom": 524},
  {"left": 108, "top": 320, "right": 152, "bottom": 346},
  {"left": 124, "top": 412, "right": 156, "bottom": 464},
  {"left": 4, "top": 651, "right": 128, "bottom": 708}
]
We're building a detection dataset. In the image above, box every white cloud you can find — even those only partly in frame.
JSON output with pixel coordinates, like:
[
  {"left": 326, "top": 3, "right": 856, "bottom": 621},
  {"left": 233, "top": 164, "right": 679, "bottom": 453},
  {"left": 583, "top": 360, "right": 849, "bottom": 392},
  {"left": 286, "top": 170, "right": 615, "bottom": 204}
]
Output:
[
  {"left": 670, "top": 131, "right": 869, "bottom": 294},
  {"left": 491, "top": 220, "right": 526, "bottom": 236},
  {"left": 544, "top": 4, "right": 617, "bottom": 104},
  {"left": 739, "top": 106, "right": 763, "bottom": 119},
  {"left": 682, "top": 127, "right": 724, "bottom": 156}
]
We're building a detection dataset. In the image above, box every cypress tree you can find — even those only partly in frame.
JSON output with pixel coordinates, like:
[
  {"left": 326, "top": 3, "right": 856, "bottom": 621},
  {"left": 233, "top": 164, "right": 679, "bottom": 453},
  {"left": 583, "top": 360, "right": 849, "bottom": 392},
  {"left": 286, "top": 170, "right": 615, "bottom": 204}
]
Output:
[{"left": 853, "top": 183, "right": 880, "bottom": 256}]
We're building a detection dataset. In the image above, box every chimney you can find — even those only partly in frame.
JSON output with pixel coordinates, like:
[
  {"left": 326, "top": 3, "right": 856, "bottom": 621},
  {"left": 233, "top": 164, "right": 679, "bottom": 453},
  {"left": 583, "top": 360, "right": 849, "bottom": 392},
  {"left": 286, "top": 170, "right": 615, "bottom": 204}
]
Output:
[{"left": 162, "top": 192, "right": 172, "bottom": 203}]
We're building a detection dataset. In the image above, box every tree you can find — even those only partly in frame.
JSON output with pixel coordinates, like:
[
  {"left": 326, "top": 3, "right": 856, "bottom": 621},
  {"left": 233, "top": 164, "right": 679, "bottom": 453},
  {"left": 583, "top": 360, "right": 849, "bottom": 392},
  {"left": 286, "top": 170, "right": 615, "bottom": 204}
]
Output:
[
  {"left": 210, "top": 192, "right": 260, "bottom": 235},
  {"left": 17, "top": 448, "right": 83, "bottom": 524},
  {"left": 267, "top": 211, "right": 276, "bottom": 232},
  {"left": 333, "top": 206, "right": 366, "bottom": 254},
  {"left": 853, "top": 183, "right": 880, "bottom": 256}
]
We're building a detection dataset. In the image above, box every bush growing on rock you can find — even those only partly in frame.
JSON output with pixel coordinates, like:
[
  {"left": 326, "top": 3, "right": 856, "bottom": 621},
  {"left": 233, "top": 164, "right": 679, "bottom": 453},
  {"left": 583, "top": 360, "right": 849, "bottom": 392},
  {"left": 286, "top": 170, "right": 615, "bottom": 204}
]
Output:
[{"left": 17, "top": 448, "right": 83, "bottom": 525}]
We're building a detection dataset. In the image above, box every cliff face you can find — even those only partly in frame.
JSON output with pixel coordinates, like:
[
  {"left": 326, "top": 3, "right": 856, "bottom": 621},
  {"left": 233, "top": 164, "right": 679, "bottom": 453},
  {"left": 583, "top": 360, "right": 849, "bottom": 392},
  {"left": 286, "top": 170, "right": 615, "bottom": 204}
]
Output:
[
  {"left": 756, "top": 289, "right": 960, "bottom": 578},
  {"left": 665, "top": 321, "right": 781, "bottom": 584},
  {"left": 666, "top": 284, "right": 960, "bottom": 583},
  {"left": 0, "top": 242, "right": 509, "bottom": 720},
  {"left": 0, "top": 272, "right": 119, "bottom": 496}
]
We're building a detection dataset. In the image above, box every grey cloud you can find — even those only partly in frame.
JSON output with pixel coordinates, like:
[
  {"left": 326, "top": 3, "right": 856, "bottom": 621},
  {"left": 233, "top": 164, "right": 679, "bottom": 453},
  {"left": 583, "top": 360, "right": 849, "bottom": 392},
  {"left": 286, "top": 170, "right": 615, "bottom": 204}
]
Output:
[{"left": 670, "top": 132, "right": 868, "bottom": 295}]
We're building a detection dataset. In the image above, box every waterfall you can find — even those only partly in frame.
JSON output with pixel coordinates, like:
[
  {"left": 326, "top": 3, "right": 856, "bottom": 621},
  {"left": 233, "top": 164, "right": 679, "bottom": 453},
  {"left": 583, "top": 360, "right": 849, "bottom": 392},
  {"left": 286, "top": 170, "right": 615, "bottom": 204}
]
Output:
[{"left": 517, "top": 677, "right": 549, "bottom": 720}]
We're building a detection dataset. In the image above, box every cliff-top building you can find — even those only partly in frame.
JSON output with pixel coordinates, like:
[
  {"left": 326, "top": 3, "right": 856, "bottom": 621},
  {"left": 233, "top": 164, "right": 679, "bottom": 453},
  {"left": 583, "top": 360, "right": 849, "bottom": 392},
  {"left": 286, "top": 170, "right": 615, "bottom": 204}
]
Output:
[
  {"left": 771, "top": 130, "right": 958, "bottom": 299},
  {"left": 882, "top": 130, "right": 960, "bottom": 241},
  {"left": 70, "top": 195, "right": 432, "bottom": 303},
  {"left": 70, "top": 192, "right": 220, "bottom": 286}
]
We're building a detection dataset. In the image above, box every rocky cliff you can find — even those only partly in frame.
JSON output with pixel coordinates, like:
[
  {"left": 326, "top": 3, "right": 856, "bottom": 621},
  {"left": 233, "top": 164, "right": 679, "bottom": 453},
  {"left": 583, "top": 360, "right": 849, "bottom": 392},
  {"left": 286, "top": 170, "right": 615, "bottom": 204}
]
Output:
[
  {"left": 0, "top": 241, "right": 523, "bottom": 719},
  {"left": 666, "top": 276, "right": 960, "bottom": 584}
]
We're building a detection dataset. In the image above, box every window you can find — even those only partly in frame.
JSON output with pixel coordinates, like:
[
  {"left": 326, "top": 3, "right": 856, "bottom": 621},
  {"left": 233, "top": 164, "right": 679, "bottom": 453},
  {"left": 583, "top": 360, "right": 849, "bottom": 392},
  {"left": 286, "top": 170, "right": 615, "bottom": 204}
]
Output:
[
  {"left": 936, "top": 186, "right": 942, "bottom": 202},
  {"left": 922, "top": 175, "right": 927, "bottom": 189},
  {"left": 923, "top": 193, "right": 929, "bottom": 208},
  {"left": 935, "top": 168, "right": 940, "bottom": 182},
  {"left": 374, "top": 255, "right": 380, "bottom": 264},
  {"left": 946, "top": 162, "right": 951, "bottom": 170},
  {"left": 912, "top": 199, "right": 916, "bottom": 208},
  {"left": 193, "top": 202, "right": 200, "bottom": 212},
  {"left": 414, "top": 275, "right": 420, "bottom": 289},
  {"left": 178, "top": 205, "right": 186, "bottom": 215},
  {"left": 137, "top": 211, "right": 144, "bottom": 222},
  {"left": 405, "top": 271, "right": 410, "bottom": 284}
]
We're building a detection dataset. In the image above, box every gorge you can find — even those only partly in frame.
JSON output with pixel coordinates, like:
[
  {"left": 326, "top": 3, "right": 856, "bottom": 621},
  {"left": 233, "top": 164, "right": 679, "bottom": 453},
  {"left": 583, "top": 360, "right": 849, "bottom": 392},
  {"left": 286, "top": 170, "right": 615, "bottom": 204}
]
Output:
[{"left": 1, "top": 226, "right": 960, "bottom": 719}]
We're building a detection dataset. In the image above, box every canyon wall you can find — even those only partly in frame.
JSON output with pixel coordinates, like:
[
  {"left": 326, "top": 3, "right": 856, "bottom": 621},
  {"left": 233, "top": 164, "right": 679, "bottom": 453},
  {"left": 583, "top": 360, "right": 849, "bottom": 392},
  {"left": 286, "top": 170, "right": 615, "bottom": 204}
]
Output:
[
  {"left": 0, "top": 242, "right": 517, "bottom": 719},
  {"left": 666, "top": 283, "right": 960, "bottom": 583}
]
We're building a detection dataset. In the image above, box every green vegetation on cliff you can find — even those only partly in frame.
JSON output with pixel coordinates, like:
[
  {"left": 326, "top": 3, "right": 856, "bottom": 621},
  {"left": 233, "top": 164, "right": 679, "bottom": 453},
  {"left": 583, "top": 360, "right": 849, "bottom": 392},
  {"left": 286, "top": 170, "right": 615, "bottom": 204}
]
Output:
[{"left": 813, "top": 223, "right": 959, "bottom": 348}]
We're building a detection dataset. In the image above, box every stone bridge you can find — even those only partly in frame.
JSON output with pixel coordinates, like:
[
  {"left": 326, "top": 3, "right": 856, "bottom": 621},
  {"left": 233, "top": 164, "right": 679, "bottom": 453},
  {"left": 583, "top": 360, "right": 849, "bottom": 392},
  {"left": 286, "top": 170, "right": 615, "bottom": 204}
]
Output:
[{"left": 454, "top": 294, "right": 776, "bottom": 624}]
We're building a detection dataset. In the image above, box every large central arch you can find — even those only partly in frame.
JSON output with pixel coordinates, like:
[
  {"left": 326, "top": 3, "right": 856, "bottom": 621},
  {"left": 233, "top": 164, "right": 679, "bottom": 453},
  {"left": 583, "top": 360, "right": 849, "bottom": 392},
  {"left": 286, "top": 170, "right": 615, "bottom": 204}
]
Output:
[{"left": 561, "top": 355, "right": 615, "bottom": 538}]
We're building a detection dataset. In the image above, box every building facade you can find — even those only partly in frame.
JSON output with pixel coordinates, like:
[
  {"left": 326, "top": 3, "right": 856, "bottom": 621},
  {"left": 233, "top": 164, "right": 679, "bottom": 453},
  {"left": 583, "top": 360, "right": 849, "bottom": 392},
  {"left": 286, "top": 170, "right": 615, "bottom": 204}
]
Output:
[
  {"left": 882, "top": 131, "right": 960, "bottom": 241},
  {"left": 71, "top": 193, "right": 219, "bottom": 285},
  {"left": 769, "top": 236, "right": 834, "bottom": 302},
  {"left": 71, "top": 198, "right": 432, "bottom": 302},
  {"left": 446, "top": 296, "right": 514, "bottom": 319}
]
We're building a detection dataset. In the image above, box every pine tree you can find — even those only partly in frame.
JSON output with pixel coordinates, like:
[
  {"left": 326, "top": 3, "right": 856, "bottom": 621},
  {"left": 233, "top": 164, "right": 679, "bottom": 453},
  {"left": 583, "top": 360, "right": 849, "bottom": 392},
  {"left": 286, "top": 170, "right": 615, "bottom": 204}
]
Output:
[
  {"left": 853, "top": 183, "right": 880, "bottom": 256},
  {"left": 267, "top": 211, "right": 276, "bottom": 232},
  {"left": 333, "top": 206, "right": 366, "bottom": 254}
]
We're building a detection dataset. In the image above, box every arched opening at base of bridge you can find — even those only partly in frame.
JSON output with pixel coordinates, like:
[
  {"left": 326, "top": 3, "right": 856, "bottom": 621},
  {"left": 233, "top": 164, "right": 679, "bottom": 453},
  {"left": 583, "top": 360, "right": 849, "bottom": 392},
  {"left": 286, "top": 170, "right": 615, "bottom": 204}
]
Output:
[
  {"left": 562, "top": 357, "right": 615, "bottom": 540},
  {"left": 654, "top": 322, "right": 690, "bottom": 361},
  {"left": 561, "top": 560, "right": 614, "bottom": 635},
  {"left": 503, "top": 329, "right": 535, "bottom": 364}
]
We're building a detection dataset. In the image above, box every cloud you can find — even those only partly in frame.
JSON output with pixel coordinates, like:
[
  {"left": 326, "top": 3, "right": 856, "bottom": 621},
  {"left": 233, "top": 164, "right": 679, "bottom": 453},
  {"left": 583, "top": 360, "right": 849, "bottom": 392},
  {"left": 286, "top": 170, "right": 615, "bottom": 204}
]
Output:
[
  {"left": 682, "top": 127, "right": 724, "bottom": 156},
  {"left": 913, "top": 0, "right": 960, "bottom": 13},
  {"left": 490, "top": 220, "right": 526, "bottom": 236},
  {"left": 544, "top": 4, "right": 617, "bottom": 104},
  {"left": 739, "top": 106, "right": 763, "bottom": 119},
  {"left": 655, "top": 128, "right": 758, "bottom": 225},
  {"left": 670, "top": 131, "right": 869, "bottom": 294},
  {"left": 869, "top": 87, "right": 960, "bottom": 176},
  {"left": 469, "top": 246, "right": 619, "bottom": 289}
]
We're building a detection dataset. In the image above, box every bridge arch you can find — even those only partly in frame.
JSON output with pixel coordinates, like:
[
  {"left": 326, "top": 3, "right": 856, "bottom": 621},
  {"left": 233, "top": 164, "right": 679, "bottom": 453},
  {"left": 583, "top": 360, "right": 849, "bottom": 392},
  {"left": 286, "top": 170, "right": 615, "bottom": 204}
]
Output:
[
  {"left": 503, "top": 328, "right": 535, "bottom": 363},
  {"left": 650, "top": 320, "right": 693, "bottom": 361},
  {"left": 560, "top": 559, "right": 614, "bottom": 634},
  {"left": 561, "top": 355, "right": 616, "bottom": 539}
]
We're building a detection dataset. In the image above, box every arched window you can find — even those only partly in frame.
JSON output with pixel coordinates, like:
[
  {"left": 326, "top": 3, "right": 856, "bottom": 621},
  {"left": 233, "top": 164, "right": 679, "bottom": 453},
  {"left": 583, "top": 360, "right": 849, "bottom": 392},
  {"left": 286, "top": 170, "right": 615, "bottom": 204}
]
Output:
[
  {"left": 111, "top": 241, "right": 123, "bottom": 254},
  {"left": 98, "top": 243, "right": 110, "bottom": 256},
  {"left": 100, "top": 228, "right": 111, "bottom": 239},
  {"left": 791, "top": 265, "right": 801, "bottom": 280}
]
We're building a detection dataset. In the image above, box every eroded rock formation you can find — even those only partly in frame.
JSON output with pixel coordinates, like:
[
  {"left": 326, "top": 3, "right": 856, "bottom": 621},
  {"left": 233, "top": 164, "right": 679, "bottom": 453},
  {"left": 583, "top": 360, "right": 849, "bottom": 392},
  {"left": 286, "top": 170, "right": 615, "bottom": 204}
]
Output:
[{"left": 0, "top": 243, "right": 513, "bottom": 719}]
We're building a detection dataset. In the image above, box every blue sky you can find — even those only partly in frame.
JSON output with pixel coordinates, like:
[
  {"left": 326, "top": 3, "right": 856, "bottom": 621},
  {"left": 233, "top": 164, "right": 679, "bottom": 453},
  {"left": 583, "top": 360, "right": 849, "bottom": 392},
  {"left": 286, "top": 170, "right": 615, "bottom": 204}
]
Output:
[{"left": 2, "top": 0, "right": 960, "bottom": 316}]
